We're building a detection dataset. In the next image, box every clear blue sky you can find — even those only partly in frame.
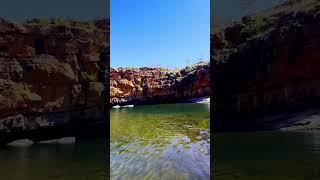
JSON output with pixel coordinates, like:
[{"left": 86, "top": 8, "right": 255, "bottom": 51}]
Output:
[{"left": 111, "top": 0, "right": 209, "bottom": 68}]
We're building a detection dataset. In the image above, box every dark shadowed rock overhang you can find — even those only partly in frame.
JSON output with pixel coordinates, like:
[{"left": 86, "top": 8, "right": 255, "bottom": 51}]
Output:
[{"left": 212, "top": 0, "right": 320, "bottom": 131}]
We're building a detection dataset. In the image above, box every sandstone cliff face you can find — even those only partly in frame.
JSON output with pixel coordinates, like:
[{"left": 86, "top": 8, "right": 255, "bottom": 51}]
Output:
[
  {"left": 110, "top": 61, "right": 210, "bottom": 105},
  {"left": 212, "top": 1, "right": 320, "bottom": 130},
  {"left": 0, "top": 18, "right": 109, "bottom": 143}
]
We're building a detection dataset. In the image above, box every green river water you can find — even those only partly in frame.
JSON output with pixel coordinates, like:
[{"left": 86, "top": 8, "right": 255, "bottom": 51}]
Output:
[{"left": 110, "top": 103, "right": 210, "bottom": 180}]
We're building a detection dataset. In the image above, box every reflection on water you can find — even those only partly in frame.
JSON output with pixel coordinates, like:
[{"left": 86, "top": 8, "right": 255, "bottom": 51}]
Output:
[
  {"left": 0, "top": 139, "right": 106, "bottom": 180},
  {"left": 110, "top": 103, "right": 210, "bottom": 180},
  {"left": 215, "top": 131, "right": 320, "bottom": 180}
]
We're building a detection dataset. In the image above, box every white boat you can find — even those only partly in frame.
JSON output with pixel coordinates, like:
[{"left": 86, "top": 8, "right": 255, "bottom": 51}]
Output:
[
  {"left": 7, "top": 139, "right": 34, "bottom": 147},
  {"left": 122, "top": 105, "right": 134, "bottom": 108},
  {"left": 196, "top": 97, "right": 210, "bottom": 104},
  {"left": 112, "top": 105, "right": 121, "bottom": 109},
  {"left": 38, "top": 137, "right": 76, "bottom": 144},
  {"left": 57, "top": 137, "right": 76, "bottom": 144}
]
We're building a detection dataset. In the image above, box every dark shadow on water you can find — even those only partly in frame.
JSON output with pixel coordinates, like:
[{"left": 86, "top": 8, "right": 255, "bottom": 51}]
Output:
[
  {"left": 214, "top": 131, "right": 320, "bottom": 180},
  {"left": 0, "top": 138, "right": 106, "bottom": 180}
]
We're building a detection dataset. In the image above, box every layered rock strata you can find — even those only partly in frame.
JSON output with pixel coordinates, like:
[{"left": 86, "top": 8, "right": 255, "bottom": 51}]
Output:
[{"left": 110, "top": 61, "right": 210, "bottom": 106}]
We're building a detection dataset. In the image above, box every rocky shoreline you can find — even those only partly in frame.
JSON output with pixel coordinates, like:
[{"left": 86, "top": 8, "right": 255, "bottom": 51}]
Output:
[
  {"left": 110, "top": 61, "right": 210, "bottom": 106},
  {"left": 279, "top": 108, "right": 320, "bottom": 131}
]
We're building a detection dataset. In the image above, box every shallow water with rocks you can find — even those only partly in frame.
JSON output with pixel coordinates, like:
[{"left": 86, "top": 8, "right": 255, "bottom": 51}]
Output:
[{"left": 110, "top": 103, "right": 210, "bottom": 179}]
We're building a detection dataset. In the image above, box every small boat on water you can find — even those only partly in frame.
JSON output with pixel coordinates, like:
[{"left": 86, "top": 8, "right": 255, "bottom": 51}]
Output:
[
  {"left": 122, "top": 105, "right": 134, "bottom": 108},
  {"left": 38, "top": 137, "right": 76, "bottom": 144},
  {"left": 189, "top": 97, "right": 210, "bottom": 103},
  {"left": 112, "top": 105, "right": 121, "bottom": 109},
  {"left": 7, "top": 139, "right": 34, "bottom": 147},
  {"left": 196, "top": 97, "right": 210, "bottom": 104}
]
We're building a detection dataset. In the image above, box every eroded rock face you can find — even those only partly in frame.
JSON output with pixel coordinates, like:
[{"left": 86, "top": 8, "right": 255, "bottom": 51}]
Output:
[
  {"left": 110, "top": 61, "right": 210, "bottom": 105},
  {"left": 0, "top": 18, "right": 109, "bottom": 143},
  {"left": 212, "top": 1, "right": 320, "bottom": 130}
]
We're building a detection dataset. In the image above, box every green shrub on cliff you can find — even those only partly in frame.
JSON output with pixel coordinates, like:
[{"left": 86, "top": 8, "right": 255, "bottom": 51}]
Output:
[
  {"left": 39, "top": 18, "right": 51, "bottom": 25},
  {"left": 26, "top": 18, "right": 100, "bottom": 30},
  {"left": 55, "top": 18, "right": 67, "bottom": 26},
  {"left": 240, "top": 12, "right": 279, "bottom": 40},
  {"left": 34, "top": 18, "right": 67, "bottom": 26},
  {"left": 76, "top": 21, "right": 96, "bottom": 30},
  {"left": 238, "top": 0, "right": 320, "bottom": 40},
  {"left": 80, "top": 72, "right": 97, "bottom": 82}
]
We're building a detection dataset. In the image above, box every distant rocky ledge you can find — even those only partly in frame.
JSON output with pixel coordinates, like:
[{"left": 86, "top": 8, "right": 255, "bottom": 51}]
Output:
[
  {"left": 0, "top": 18, "right": 109, "bottom": 145},
  {"left": 110, "top": 61, "right": 210, "bottom": 106}
]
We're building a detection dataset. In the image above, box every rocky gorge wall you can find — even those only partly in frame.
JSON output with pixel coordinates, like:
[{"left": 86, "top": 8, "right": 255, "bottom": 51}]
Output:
[
  {"left": 110, "top": 61, "right": 210, "bottom": 106},
  {"left": 0, "top": 18, "right": 109, "bottom": 144},
  {"left": 212, "top": 0, "right": 320, "bottom": 131}
]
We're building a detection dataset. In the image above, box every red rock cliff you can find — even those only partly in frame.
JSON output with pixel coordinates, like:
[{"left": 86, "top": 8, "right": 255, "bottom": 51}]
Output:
[
  {"left": 0, "top": 18, "right": 109, "bottom": 143},
  {"left": 110, "top": 61, "right": 210, "bottom": 105}
]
